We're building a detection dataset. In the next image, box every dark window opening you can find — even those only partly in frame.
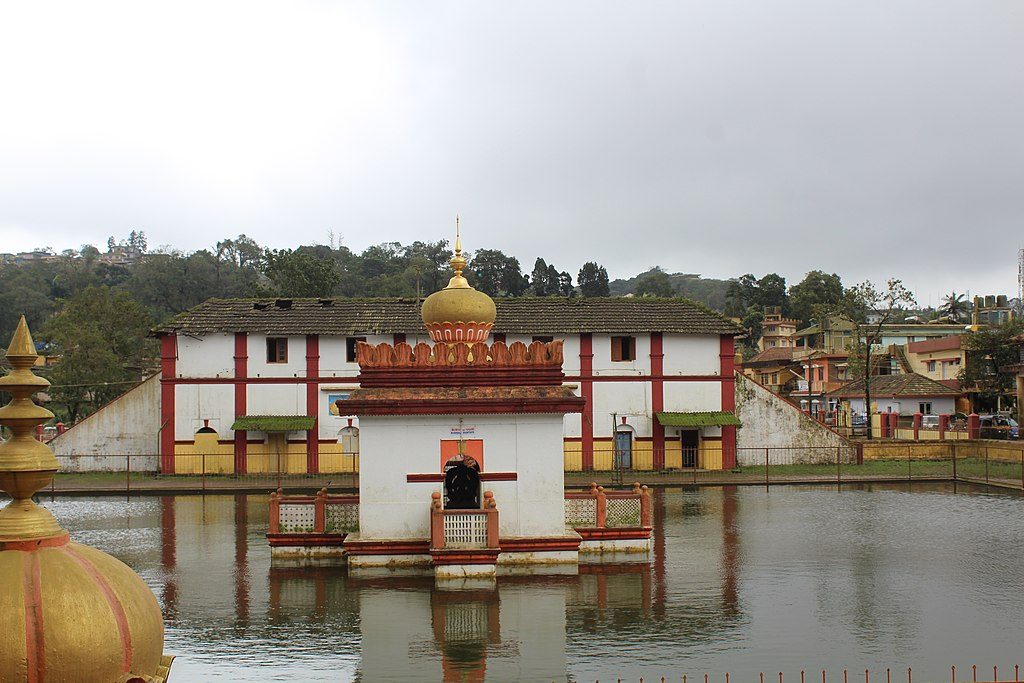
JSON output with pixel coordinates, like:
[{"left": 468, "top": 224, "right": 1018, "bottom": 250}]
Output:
[
  {"left": 532, "top": 335, "right": 554, "bottom": 343},
  {"left": 346, "top": 336, "right": 367, "bottom": 363},
  {"left": 611, "top": 336, "right": 636, "bottom": 362},
  {"left": 266, "top": 337, "right": 288, "bottom": 363}
]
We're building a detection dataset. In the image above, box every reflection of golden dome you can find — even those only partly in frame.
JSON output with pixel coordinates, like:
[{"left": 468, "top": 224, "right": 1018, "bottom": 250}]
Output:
[
  {"left": 0, "top": 317, "right": 172, "bottom": 682},
  {"left": 421, "top": 221, "right": 496, "bottom": 343}
]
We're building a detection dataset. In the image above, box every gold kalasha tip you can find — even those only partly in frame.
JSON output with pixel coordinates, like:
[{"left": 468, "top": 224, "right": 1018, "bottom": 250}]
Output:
[
  {"left": 0, "top": 316, "right": 63, "bottom": 541},
  {"left": 448, "top": 214, "right": 468, "bottom": 286}
]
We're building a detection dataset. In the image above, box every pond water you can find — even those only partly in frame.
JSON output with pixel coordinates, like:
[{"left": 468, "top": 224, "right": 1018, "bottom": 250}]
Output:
[{"left": 41, "top": 483, "right": 1024, "bottom": 682}]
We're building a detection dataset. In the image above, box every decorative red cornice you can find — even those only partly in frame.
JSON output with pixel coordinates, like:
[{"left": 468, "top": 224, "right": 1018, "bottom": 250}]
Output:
[
  {"left": 360, "top": 367, "right": 566, "bottom": 387},
  {"left": 345, "top": 396, "right": 585, "bottom": 416},
  {"left": 355, "top": 340, "right": 567, "bottom": 388}
]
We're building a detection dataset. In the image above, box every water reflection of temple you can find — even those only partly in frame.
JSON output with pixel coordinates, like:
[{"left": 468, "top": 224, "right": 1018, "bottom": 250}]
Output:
[{"left": 147, "top": 486, "right": 744, "bottom": 679}]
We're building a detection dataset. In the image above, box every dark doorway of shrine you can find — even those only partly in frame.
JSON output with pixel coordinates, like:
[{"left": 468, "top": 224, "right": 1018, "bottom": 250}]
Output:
[{"left": 443, "top": 459, "right": 481, "bottom": 509}]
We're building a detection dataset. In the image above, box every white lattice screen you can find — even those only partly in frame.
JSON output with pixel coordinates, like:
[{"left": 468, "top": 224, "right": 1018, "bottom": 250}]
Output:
[
  {"left": 278, "top": 503, "right": 316, "bottom": 533},
  {"left": 443, "top": 513, "right": 489, "bottom": 549},
  {"left": 325, "top": 503, "right": 359, "bottom": 533},
  {"left": 564, "top": 497, "right": 597, "bottom": 527},
  {"left": 605, "top": 498, "right": 642, "bottom": 528}
]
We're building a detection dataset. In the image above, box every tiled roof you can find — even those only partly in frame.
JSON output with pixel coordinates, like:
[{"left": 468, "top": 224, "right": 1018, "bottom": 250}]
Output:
[
  {"left": 827, "top": 373, "right": 961, "bottom": 398},
  {"left": 153, "top": 297, "right": 743, "bottom": 336},
  {"left": 746, "top": 346, "right": 795, "bottom": 365}
]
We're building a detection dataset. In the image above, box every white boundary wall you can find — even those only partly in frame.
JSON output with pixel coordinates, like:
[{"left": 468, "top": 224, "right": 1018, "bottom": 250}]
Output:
[
  {"left": 49, "top": 374, "right": 161, "bottom": 472},
  {"left": 735, "top": 373, "right": 853, "bottom": 465}
]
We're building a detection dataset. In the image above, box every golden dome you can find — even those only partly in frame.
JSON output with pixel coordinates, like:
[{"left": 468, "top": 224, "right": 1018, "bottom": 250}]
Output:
[
  {"left": 0, "top": 540, "right": 170, "bottom": 682},
  {"left": 0, "top": 317, "right": 172, "bottom": 683},
  {"left": 421, "top": 221, "right": 496, "bottom": 343}
]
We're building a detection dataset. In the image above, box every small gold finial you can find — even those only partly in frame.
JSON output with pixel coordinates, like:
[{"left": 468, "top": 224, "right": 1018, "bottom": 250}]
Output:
[
  {"left": 448, "top": 215, "right": 468, "bottom": 285},
  {"left": 0, "top": 316, "right": 63, "bottom": 541}
]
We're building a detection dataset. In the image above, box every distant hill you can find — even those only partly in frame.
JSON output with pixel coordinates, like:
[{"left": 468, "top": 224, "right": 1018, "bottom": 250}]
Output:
[{"left": 609, "top": 268, "right": 732, "bottom": 310}]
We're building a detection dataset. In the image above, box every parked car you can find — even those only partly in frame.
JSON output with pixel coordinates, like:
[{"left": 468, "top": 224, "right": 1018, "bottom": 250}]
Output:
[
  {"left": 979, "top": 415, "right": 1020, "bottom": 440},
  {"left": 920, "top": 415, "right": 940, "bottom": 430}
]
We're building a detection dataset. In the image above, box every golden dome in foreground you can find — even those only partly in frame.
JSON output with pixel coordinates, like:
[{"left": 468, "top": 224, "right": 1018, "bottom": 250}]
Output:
[
  {"left": 421, "top": 221, "right": 496, "bottom": 343},
  {"left": 0, "top": 317, "right": 172, "bottom": 683},
  {"left": 0, "top": 541, "right": 170, "bottom": 682}
]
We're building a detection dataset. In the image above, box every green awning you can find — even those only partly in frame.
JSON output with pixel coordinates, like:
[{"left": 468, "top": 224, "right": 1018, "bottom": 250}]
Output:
[
  {"left": 231, "top": 415, "right": 315, "bottom": 432},
  {"left": 656, "top": 411, "right": 742, "bottom": 428}
]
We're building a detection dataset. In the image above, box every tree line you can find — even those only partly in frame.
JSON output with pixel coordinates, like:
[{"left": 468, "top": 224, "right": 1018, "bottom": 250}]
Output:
[{"left": 3, "top": 232, "right": 1017, "bottom": 423}]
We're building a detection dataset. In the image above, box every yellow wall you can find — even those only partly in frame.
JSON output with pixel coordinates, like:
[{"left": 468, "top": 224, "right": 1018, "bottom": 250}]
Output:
[
  {"left": 593, "top": 441, "right": 614, "bottom": 471},
  {"left": 664, "top": 440, "right": 682, "bottom": 469},
  {"left": 563, "top": 443, "right": 583, "bottom": 472},
  {"left": 633, "top": 441, "right": 654, "bottom": 471},
  {"left": 700, "top": 442, "right": 723, "bottom": 470},
  {"left": 318, "top": 443, "right": 359, "bottom": 474},
  {"left": 174, "top": 433, "right": 233, "bottom": 474}
]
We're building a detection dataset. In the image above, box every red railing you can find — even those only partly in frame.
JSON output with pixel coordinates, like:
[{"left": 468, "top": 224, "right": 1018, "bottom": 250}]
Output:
[
  {"left": 267, "top": 487, "right": 359, "bottom": 535},
  {"left": 429, "top": 490, "right": 499, "bottom": 550},
  {"left": 565, "top": 482, "right": 652, "bottom": 528}
]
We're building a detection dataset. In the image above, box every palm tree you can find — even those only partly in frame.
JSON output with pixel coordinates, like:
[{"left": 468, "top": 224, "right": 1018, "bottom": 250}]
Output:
[{"left": 940, "top": 291, "right": 969, "bottom": 322}]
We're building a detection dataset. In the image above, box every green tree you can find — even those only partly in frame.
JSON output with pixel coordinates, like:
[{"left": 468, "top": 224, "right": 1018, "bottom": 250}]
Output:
[
  {"left": 725, "top": 273, "right": 789, "bottom": 317},
  {"left": 789, "top": 270, "right": 844, "bottom": 326},
  {"left": 958, "top": 319, "right": 1024, "bottom": 413},
  {"left": 578, "top": 262, "right": 610, "bottom": 297},
  {"left": 40, "top": 286, "right": 156, "bottom": 423},
  {"left": 557, "top": 270, "right": 574, "bottom": 297},
  {"left": 468, "top": 249, "right": 528, "bottom": 297},
  {"left": 828, "top": 279, "right": 917, "bottom": 439},
  {"left": 260, "top": 249, "right": 342, "bottom": 298},
  {"left": 939, "top": 291, "right": 970, "bottom": 322},
  {"left": 635, "top": 270, "right": 675, "bottom": 297},
  {"left": 530, "top": 258, "right": 553, "bottom": 296}
]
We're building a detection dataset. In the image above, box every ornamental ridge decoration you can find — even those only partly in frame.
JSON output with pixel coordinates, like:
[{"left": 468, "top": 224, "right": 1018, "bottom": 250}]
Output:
[{"left": 356, "top": 340, "right": 564, "bottom": 369}]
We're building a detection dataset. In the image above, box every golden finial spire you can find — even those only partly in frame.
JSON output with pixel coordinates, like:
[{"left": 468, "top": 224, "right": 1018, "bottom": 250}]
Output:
[
  {"left": 448, "top": 214, "right": 468, "bottom": 286},
  {"left": 0, "top": 316, "right": 63, "bottom": 541}
]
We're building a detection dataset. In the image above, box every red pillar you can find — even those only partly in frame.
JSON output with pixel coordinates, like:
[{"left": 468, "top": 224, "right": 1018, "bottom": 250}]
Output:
[
  {"left": 306, "top": 335, "right": 320, "bottom": 474},
  {"left": 912, "top": 412, "right": 922, "bottom": 440},
  {"left": 938, "top": 413, "right": 949, "bottom": 440},
  {"left": 159, "top": 334, "right": 177, "bottom": 474},
  {"left": 720, "top": 335, "right": 737, "bottom": 470},
  {"left": 580, "top": 333, "right": 594, "bottom": 471},
  {"left": 650, "top": 332, "right": 665, "bottom": 470},
  {"left": 967, "top": 412, "right": 980, "bottom": 439},
  {"left": 233, "top": 333, "right": 248, "bottom": 474}
]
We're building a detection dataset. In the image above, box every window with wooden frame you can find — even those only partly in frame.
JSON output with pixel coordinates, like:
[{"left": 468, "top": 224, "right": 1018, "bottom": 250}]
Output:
[
  {"left": 346, "top": 336, "right": 366, "bottom": 363},
  {"left": 266, "top": 337, "right": 288, "bottom": 363},
  {"left": 610, "top": 336, "right": 636, "bottom": 362}
]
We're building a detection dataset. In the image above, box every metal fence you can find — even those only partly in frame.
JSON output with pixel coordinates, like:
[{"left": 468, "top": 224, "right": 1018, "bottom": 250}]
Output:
[
  {"left": 50, "top": 452, "right": 356, "bottom": 493},
  {"left": 599, "top": 665, "right": 1022, "bottom": 683},
  {"left": 598, "top": 667, "right": 1019, "bottom": 683},
  {"left": 46, "top": 443, "right": 1024, "bottom": 494}
]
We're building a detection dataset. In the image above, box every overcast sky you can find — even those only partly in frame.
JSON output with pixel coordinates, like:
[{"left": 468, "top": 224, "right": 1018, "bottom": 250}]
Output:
[{"left": 1, "top": 1, "right": 1022, "bottom": 305}]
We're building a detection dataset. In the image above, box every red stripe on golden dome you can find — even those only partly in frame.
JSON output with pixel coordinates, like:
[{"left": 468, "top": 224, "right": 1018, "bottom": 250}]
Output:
[
  {"left": 23, "top": 550, "right": 44, "bottom": 683},
  {"left": 62, "top": 545, "right": 134, "bottom": 673},
  {"left": 0, "top": 532, "right": 69, "bottom": 552}
]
